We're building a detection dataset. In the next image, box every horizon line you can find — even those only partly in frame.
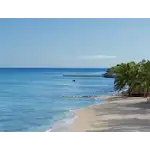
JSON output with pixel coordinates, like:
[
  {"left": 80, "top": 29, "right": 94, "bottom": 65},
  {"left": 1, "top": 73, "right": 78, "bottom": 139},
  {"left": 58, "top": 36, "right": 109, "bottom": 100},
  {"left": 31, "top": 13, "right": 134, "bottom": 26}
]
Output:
[
  {"left": 0, "top": 16, "right": 150, "bottom": 18},
  {"left": 0, "top": 67, "right": 108, "bottom": 69}
]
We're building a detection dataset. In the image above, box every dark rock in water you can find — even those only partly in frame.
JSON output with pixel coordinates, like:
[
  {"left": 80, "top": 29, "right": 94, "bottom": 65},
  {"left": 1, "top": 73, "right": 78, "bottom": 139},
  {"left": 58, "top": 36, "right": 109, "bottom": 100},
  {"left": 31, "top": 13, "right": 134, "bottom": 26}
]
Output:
[
  {"left": 101, "top": 67, "right": 117, "bottom": 78},
  {"left": 102, "top": 72, "right": 116, "bottom": 78},
  {"left": 62, "top": 95, "right": 101, "bottom": 98},
  {"left": 109, "top": 90, "right": 114, "bottom": 92}
]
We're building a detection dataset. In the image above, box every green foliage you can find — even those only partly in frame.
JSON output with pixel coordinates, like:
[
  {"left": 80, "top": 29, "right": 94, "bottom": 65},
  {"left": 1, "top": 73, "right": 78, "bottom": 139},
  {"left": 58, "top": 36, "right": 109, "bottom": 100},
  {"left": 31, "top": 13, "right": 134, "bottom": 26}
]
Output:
[{"left": 109, "top": 60, "right": 150, "bottom": 97}]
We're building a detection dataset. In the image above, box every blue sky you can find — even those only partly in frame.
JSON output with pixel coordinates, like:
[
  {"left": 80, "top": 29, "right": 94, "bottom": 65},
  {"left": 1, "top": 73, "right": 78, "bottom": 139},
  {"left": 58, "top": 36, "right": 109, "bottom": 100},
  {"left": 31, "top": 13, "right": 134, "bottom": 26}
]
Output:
[{"left": 0, "top": 18, "right": 150, "bottom": 68}]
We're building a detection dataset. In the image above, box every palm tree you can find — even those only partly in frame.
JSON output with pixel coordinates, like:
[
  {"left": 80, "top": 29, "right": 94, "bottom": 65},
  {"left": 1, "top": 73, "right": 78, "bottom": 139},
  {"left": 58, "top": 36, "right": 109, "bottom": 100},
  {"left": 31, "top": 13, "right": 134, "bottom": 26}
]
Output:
[
  {"left": 112, "top": 62, "right": 136, "bottom": 95},
  {"left": 128, "top": 62, "right": 143, "bottom": 96},
  {"left": 108, "top": 60, "right": 150, "bottom": 97},
  {"left": 139, "top": 61, "right": 150, "bottom": 97}
]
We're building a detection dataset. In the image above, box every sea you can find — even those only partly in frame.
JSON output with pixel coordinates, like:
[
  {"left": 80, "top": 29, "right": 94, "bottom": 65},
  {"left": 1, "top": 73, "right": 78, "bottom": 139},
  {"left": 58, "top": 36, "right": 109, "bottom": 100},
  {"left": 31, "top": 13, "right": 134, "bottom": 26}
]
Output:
[{"left": 0, "top": 68, "right": 114, "bottom": 132}]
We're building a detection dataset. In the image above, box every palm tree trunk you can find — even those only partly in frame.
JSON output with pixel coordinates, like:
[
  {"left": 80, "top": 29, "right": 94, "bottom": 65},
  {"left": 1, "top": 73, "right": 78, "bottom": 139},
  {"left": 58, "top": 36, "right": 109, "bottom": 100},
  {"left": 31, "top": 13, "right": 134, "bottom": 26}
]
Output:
[
  {"left": 146, "top": 88, "right": 148, "bottom": 100},
  {"left": 128, "top": 88, "right": 131, "bottom": 96}
]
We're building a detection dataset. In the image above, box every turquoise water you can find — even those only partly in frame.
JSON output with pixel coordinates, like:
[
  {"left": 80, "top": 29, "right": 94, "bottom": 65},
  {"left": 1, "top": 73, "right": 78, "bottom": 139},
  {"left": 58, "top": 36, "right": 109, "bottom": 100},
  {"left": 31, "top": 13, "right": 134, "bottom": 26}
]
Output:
[{"left": 0, "top": 68, "right": 114, "bottom": 132}]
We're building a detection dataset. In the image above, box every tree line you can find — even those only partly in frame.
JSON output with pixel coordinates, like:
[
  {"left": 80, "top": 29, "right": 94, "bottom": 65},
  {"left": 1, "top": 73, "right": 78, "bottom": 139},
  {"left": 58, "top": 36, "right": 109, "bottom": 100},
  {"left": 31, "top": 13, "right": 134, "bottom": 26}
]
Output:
[{"left": 109, "top": 60, "right": 150, "bottom": 97}]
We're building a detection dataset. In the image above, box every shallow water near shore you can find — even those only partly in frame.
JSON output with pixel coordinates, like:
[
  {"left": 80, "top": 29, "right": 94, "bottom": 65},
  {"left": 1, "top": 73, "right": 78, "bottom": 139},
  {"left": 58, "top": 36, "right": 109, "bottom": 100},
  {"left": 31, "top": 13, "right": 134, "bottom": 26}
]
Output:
[
  {"left": 0, "top": 68, "right": 114, "bottom": 132},
  {"left": 50, "top": 98, "right": 104, "bottom": 132}
]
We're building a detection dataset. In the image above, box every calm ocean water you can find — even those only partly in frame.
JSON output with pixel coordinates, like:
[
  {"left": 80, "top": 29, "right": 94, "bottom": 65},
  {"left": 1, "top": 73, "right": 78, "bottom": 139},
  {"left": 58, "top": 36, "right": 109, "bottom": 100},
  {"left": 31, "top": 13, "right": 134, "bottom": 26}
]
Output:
[{"left": 0, "top": 68, "right": 114, "bottom": 132}]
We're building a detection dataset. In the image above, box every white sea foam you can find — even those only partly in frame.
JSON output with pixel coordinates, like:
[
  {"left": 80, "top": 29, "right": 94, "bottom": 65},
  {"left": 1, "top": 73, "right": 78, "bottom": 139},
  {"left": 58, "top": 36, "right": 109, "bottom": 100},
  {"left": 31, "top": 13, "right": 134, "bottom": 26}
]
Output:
[
  {"left": 47, "top": 99, "right": 105, "bottom": 132},
  {"left": 47, "top": 110, "right": 77, "bottom": 132}
]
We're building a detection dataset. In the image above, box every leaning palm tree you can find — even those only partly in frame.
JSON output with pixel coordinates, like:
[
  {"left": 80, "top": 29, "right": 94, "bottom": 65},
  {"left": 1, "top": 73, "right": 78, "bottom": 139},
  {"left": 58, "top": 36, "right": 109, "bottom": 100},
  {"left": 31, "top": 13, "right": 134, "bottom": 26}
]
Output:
[
  {"left": 109, "top": 60, "right": 150, "bottom": 97},
  {"left": 113, "top": 62, "right": 137, "bottom": 96},
  {"left": 113, "top": 63, "right": 128, "bottom": 91},
  {"left": 139, "top": 61, "right": 150, "bottom": 97},
  {"left": 129, "top": 62, "right": 143, "bottom": 96}
]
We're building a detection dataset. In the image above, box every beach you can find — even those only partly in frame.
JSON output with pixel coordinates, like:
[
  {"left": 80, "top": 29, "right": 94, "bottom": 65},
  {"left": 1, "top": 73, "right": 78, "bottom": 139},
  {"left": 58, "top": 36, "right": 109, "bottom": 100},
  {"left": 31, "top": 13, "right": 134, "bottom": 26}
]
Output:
[
  {"left": 1, "top": 18, "right": 150, "bottom": 133},
  {"left": 70, "top": 96, "right": 150, "bottom": 132}
]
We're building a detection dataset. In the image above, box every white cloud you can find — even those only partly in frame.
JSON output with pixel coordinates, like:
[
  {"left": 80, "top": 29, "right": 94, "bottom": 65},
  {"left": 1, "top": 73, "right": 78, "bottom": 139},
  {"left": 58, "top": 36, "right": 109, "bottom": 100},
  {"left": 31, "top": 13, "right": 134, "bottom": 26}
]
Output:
[{"left": 78, "top": 55, "right": 116, "bottom": 59}]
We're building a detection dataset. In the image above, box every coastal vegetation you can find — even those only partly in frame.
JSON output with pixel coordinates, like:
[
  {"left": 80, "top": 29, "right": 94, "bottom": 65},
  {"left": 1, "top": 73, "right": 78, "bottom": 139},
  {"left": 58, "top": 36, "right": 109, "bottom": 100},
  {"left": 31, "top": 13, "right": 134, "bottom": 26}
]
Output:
[
  {"left": 102, "top": 69, "right": 116, "bottom": 78},
  {"left": 108, "top": 60, "right": 150, "bottom": 97}
]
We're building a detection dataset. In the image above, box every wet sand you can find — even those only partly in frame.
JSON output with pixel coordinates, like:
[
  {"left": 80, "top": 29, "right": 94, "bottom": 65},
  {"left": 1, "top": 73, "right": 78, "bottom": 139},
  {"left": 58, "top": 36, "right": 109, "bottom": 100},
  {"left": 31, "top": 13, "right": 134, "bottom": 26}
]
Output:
[{"left": 70, "top": 96, "right": 150, "bottom": 132}]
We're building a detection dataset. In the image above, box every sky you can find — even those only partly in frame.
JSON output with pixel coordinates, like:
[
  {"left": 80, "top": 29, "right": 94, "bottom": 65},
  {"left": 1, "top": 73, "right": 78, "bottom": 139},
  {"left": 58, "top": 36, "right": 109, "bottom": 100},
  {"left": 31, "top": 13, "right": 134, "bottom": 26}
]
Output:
[{"left": 0, "top": 18, "right": 150, "bottom": 68}]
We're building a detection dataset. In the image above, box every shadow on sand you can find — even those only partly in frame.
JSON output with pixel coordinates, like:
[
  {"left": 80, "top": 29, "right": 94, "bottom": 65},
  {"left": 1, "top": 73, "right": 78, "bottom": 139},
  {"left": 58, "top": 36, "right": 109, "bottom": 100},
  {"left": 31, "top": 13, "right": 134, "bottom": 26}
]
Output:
[
  {"left": 86, "top": 98, "right": 150, "bottom": 132},
  {"left": 126, "top": 101, "right": 150, "bottom": 109}
]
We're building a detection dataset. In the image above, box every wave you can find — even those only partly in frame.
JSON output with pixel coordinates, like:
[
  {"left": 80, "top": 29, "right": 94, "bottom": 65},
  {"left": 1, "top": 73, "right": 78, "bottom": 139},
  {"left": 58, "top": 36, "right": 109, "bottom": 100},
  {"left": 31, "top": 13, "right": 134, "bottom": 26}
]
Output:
[
  {"left": 46, "top": 110, "right": 77, "bottom": 132},
  {"left": 46, "top": 98, "right": 105, "bottom": 132}
]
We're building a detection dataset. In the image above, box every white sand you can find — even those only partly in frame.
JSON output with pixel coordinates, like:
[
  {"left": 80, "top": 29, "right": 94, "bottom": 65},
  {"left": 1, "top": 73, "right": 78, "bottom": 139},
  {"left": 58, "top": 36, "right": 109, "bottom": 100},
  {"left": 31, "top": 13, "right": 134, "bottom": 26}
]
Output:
[{"left": 70, "top": 96, "right": 150, "bottom": 132}]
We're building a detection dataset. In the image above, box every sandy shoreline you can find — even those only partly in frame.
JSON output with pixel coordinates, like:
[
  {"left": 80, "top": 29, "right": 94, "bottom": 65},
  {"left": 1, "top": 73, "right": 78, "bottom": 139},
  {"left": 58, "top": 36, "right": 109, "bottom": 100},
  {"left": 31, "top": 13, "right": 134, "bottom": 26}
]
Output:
[{"left": 69, "top": 96, "right": 150, "bottom": 132}]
